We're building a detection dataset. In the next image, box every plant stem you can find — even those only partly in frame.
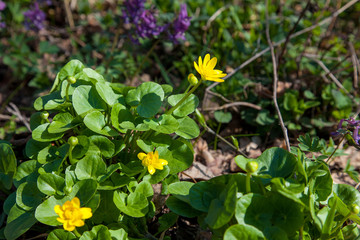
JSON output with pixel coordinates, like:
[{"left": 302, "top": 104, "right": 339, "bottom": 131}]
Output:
[
  {"left": 166, "top": 79, "right": 203, "bottom": 115},
  {"left": 73, "top": 228, "right": 81, "bottom": 238},
  {"left": 214, "top": 123, "right": 221, "bottom": 150},
  {"left": 331, "top": 213, "right": 351, "bottom": 236},
  {"left": 326, "top": 134, "right": 346, "bottom": 164},
  {"left": 246, "top": 172, "right": 252, "bottom": 193},
  {"left": 137, "top": 168, "right": 147, "bottom": 182},
  {"left": 65, "top": 82, "right": 71, "bottom": 102}
]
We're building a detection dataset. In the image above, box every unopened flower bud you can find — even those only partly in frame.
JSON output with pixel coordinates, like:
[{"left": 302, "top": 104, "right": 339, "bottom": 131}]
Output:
[
  {"left": 68, "top": 136, "right": 78, "bottom": 146},
  {"left": 246, "top": 161, "right": 258, "bottom": 173},
  {"left": 188, "top": 73, "right": 198, "bottom": 86},
  {"left": 195, "top": 109, "right": 206, "bottom": 127},
  {"left": 40, "top": 111, "right": 49, "bottom": 120},
  {"left": 351, "top": 203, "right": 360, "bottom": 214},
  {"left": 67, "top": 76, "right": 76, "bottom": 84}
]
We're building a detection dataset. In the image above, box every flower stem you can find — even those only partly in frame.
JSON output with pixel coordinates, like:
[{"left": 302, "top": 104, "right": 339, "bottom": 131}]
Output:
[
  {"left": 73, "top": 228, "right": 81, "bottom": 238},
  {"left": 326, "top": 134, "right": 346, "bottom": 164},
  {"left": 246, "top": 172, "right": 252, "bottom": 193},
  {"left": 65, "top": 82, "right": 71, "bottom": 102},
  {"left": 214, "top": 123, "right": 221, "bottom": 150},
  {"left": 166, "top": 79, "right": 202, "bottom": 115}
]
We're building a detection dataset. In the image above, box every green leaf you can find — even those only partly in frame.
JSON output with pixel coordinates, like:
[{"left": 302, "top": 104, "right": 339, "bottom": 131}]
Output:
[
  {"left": 284, "top": 92, "right": 298, "bottom": 111},
  {"left": 47, "top": 229, "right": 76, "bottom": 240},
  {"left": 79, "top": 225, "right": 112, "bottom": 240},
  {"left": 224, "top": 224, "right": 265, "bottom": 240},
  {"left": 72, "top": 85, "right": 107, "bottom": 116},
  {"left": 214, "top": 111, "right": 232, "bottom": 123},
  {"left": 175, "top": 116, "right": 200, "bottom": 139},
  {"left": 95, "top": 82, "right": 120, "bottom": 106},
  {"left": 92, "top": 191, "right": 121, "bottom": 224},
  {"left": 108, "top": 228, "right": 128, "bottom": 240},
  {"left": 156, "top": 212, "right": 178, "bottom": 235},
  {"left": 331, "top": 89, "right": 351, "bottom": 109},
  {"left": 4, "top": 205, "right": 37, "bottom": 240},
  {"left": 3, "top": 192, "right": 16, "bottom": 215},
  {"left": 145, "top": 114, "right": 179, "bottom": 134},
  {"left": 58, "top": 59, "right": 84, "bottom": 82},
  {"left": 30, "top": 112, "right": 47, "bottom": 131},
  {"left": 13, "top": 160, "right": 40, "bottom": 187},
  {"left": 235, "top": 147, "right": 297, "bottom": 180},
  {"left": 205, "top": 177, "right": 238, "bottom": 229},
  {"left": 37, "top": 173, "right": 65, "bottom": 196},
  {"left": 68, "top": 179, "right": 98, "bottom": 206},
  {"left": 166, "top": 196, "right": 202, "bottom": 218},
  {"left": 48, "top": 113, "right": 81, "bottom": 134},
  {"left": 333, "top": 184, "right": 360, "bottom": 224},
  {"left": 35, "top": 196, "right": 71, "bottom": 226},
  {"left": 126, "top": 82, "right": 164, "bottom": 118},
  {"left": 113, "top": 191, "right": 149, "bottom": 217},
  {"left": 297, "top": 133, "right": 323, "bottom": 152},
  {"left": 255, "top": 109, "right": 275, "bottom": 125},
  {"left": 235, "top": 193, "right": 273, "bottom": 230},
  {"left": 87, "top": 135, "right": 115, "bottom": 158},
  {"left": 72, "top": 135, "right": 90, "bottom": 159},
  {"left": 75, "top": 154, "right": 107, "bottom": 180},
  {"left": 39, "top": 41, "right": 60, "bottom": 54},
  {"left": 32, "top": 123, "right": 65, "bottom": 142},
  {"left": 111, "top": 103, "right": 134, "bottom": 133},
  {"left": 0, "top": 143, "right": 17, "bottom": 190},
  {"left": 79, "top": 68, "right": 106, "bottom": 83},
  {"left": 84, "top": 111, "right": 118, "bottom": 136},
  {"left": 143, "top": 165, "right": 170, "bottom": 184},
  {"left": 167, "top": 93, "right": 199, "bottom": 117},
  {"left": 157, "top": 139, "right": 193, "bottom": 175},
  {"left": 189, "top": 181, "right": 225, "bottom": 212},
  {"left": 168, "top": 181, "right": 194, "bottom": 198},
  {"left": 33, "top": 91, "right": 69, "bottom": 111},
  {"left": 16, "top": 181, "right": 43, "bottom": 211}
]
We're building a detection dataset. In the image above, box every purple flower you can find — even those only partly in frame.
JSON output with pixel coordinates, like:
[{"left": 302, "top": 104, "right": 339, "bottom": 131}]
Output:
[
  {"left": 122, "top": 0, "right": 164, "bottom": 41},
  {"left": 23, "top": 2, "right": 46, "bottom": 31},
  {"left": 135, "top": 9, "right": 164, "bottom": 38},
  {"left": 122, "top": 0, "right": 145, "bottom": 24},
  {"left": 336, "top": 117, "right": 360, "bottom": 145},
  {"left": 0, "top": 1, "right": 6, "bottom": 11},
  {"left": 168, "top": 4, "right": 191, "bottom": 43}
]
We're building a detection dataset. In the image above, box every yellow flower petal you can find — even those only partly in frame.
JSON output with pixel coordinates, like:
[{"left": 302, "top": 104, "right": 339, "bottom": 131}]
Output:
[
  {"left": 207, "top": 57, "right": 217, "bottom": 70},
  {"left": 70, "top": 219, "right": 85, "bottom": 227},
  {"left": 148, "top": 165, "right": 155, "bottom": 175},
  {"left": 80, "top": 207, "right": 93, "bottom": 219},
  {"left": 198, "top": 56, "right": 202, "bottom": 68},
  {"left": 137, "top": 152, "right": 147, "bottom": 160},
  {"left": 54, "top": 205, "right": 63, "bottom": 215},
  {"left": 63, "top": 221, "right": 75, "bottom": 231},
  {"left": 159, "top": 159, "right": 168, "bottom": 165},
  {"left": 71, "top": 197, "right": 80, "bottom": 208},
  {"left": 203, "top": 54, "right": 210, "bottom": 66},
  {"left": 194, "top": 61, "right": 201, "bottom": 74},
  {"left": 57, "top": 217, "right": 66, "bottom": 223}
]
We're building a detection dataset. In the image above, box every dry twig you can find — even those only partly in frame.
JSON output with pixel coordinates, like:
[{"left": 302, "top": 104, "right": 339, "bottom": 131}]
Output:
[
  {"left": 265, "top": 0, "right": 291, "bottom": 152},
  {"left": 6, "top": 103, "right": 31, "bottom": 132},
  {"left": 349, "top": 42, "right": 360, "bottom": 88},
  {"left": 304, "top": 54, "right": 358, "bottom": 104},
  {"left": 202, "top": 102, "right": 261, "bottom": 111}
]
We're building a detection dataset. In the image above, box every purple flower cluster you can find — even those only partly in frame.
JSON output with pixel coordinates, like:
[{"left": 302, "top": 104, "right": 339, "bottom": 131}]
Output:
[
  {"left": 0, "top": 1, "right": 6, "bottom": 29},
  {"left": 122, "top": 0, "right": 191, "bottom": 44},
  {"left": 23, "top": 2, "right": 46, "bottom": 31},
  {"left": 168, "top": 4, "right": 191, "bottom": 43},
  {"left": 122, "top": 0, "right": 163, "bottom": 40},
  {"left": 336, "top": 117, "right": 360, "bottom": 144}
]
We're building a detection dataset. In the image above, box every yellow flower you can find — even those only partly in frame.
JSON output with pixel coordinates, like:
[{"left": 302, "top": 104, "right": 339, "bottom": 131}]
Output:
[
  {"left": 194, "top": 54, "right": 227, "bottom": 82},
  {"left": 54, "top": 197, "right": 92, "bottom": 232},
  {"left": 138, "top": 151, "right": 168, "bottom": 175}
]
